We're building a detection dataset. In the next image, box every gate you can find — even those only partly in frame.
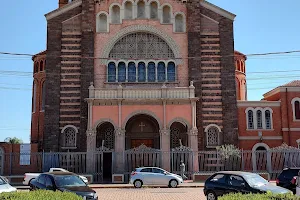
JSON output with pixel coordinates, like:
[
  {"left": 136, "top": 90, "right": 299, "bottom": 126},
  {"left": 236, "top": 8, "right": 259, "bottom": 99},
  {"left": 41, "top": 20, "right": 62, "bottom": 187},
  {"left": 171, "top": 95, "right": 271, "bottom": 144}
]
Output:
[
  {"left": 94, "top": 146, "right": 114, "bottom": 183},
  {"left": 170, "top": 145, "right": 193, "bottom": 178},
  {"left": 124, "top": 144, "right": 161, "bottom": 181}
]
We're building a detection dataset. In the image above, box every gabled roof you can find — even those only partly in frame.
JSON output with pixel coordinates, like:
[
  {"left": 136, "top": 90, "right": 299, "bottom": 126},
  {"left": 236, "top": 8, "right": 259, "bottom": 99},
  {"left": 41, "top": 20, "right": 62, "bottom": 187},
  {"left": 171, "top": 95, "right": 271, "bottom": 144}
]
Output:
[
  {"left": 200, "top": 0, "right": 236, "bottom": 21},
  {"left": 45, "top": 0, "right": 82, "bottom": 21},
  {"left": 263, "top": 80, "right": 300, "bottom": 98},
  {"left": 32, "top": 50, "right": 47, "bottom": 60}
]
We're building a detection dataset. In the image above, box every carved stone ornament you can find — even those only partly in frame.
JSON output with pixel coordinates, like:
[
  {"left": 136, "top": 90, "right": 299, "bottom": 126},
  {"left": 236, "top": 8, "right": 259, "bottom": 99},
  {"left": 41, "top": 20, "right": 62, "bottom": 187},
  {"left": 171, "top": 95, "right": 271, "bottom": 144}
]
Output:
[
  {"left": 189, "top": 128, "right": 198, "bottom": 136},
  {"left": 172, "top": 144, "right": 192, "bottom": 152},
  {"left": 96, "top": 146, "right": 112, "bottom": 151},
  {"left": 115, "top": 128, "right": 126, "bottom": 136},
  {"left": 86, "top": 129, "right": 96, "bottom": 137},
  {"left": 125, "top": 144, "right": 160, "bottom": 152},
  {"left": 160, "top": 129, "right": 170, "bottom": 136}
]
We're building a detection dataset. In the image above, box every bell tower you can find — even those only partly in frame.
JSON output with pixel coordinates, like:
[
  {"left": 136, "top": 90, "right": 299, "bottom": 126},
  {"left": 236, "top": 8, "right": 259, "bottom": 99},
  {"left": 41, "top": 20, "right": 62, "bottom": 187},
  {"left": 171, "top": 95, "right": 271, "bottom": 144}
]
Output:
[{"left": 234, "top": 51, "right": 247, "bottom": 100}]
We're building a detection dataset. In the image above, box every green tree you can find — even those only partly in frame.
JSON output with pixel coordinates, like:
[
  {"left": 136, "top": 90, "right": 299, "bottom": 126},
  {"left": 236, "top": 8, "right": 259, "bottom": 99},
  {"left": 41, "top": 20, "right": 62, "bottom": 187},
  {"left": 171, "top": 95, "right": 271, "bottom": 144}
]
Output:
[{"left": 4, "top": 137, "right": 23, "bottom": 144}]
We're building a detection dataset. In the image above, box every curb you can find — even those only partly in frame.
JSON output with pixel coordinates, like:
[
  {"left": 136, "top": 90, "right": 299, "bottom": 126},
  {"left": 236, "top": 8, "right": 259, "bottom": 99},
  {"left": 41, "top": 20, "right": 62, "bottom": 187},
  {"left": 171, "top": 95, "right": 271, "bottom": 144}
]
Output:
[{"left": 89, "top": 185, "right": 204, "bottom": 189}]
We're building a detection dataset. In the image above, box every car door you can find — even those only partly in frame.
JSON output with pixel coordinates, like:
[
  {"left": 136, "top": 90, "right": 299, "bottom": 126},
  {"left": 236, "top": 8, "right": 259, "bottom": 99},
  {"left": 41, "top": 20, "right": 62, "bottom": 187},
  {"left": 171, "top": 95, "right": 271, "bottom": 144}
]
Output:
[
  {"left": 45, "top": 175, "right": 55, "bottom": 191},
  {"left": 36, "top": 175, "right": 46, "bottom": 189},
  {"left": 227, "top": 175, "right": 250, "bottom": 194},
  {"left": 139, "top": 168, "right": 153, "bottom": 185},
  {"left": 208, "top": 173, "right": 229, "bottom": 197},
  {"left": 151, "top": 168, "right": 168, "bottom": 185}
]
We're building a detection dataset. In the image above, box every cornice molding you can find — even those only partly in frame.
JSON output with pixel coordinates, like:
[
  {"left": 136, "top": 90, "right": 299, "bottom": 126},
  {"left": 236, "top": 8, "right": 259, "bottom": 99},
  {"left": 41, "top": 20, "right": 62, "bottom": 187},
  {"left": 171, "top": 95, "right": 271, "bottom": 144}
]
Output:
[
  {"left": 237, "top": 100, "right": 281, "bottom": 107},
  {"left": 239, "top": 136, "right": 283, "bottom": 140},
  {"left": 200, "top": 1, "right": 236, "bottom": 21},
  {"left": 45, "top": 0, "right": 82, "bottom": 21}
]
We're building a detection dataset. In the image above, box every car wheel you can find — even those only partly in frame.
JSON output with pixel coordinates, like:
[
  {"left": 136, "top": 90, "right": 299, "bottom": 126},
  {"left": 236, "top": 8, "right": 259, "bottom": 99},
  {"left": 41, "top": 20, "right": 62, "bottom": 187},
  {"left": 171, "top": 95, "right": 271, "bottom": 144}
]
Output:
[
  {"left": 207, "top": 191, "right": 217, "bottom": 200},
  {"left": 169, "top": 179, "right": 178, "bottom": 188},
  {"left": 133, "top": 180, "right": 143, "bottom": 188}
]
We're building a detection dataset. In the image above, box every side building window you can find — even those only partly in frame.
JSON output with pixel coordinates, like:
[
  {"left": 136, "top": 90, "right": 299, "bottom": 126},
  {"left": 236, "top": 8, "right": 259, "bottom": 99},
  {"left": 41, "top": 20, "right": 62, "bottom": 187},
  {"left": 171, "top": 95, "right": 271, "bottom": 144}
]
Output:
[
  {"left": 256, "top": 110, "right": 263, "bottom": 129},
  {"left": 265, "top": 110, "right": 272, "bottom": 129},
  {"left": 247, "top": 110, "right": 254, "bottom": 129},
  {"left": 61, "top": 126, "right": 78, "bottom": 149},
  {"left": 291, "top": 98, "right": 300, "bottom": 120},
  {"left": 246, "top": 108, "right": 273, "bottom": 130}
]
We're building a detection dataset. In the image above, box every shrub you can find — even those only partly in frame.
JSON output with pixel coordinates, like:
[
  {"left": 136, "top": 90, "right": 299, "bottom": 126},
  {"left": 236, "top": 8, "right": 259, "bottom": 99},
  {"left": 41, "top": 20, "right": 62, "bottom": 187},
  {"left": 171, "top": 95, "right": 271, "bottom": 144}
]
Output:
[
  {"left": 219, "top": 192, "right": 300, "bottom": 200},
  {"left": 0, "top": 190, "right": 82, "bottom": 200}
]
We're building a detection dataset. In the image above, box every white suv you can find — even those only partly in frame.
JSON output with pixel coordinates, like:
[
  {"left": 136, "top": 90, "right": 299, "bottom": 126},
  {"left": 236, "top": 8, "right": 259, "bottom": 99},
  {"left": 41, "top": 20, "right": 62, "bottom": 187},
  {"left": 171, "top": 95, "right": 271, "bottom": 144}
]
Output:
[{"left": 129, "top": 167, "right": 183, "bottom": 188}]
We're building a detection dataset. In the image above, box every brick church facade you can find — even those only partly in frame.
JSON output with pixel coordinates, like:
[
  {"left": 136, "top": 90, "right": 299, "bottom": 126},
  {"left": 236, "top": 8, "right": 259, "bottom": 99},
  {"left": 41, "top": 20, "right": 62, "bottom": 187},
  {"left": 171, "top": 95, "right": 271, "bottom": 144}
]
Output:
[{"left": 30, "top": 0, "right": 300, "bottom": 158}]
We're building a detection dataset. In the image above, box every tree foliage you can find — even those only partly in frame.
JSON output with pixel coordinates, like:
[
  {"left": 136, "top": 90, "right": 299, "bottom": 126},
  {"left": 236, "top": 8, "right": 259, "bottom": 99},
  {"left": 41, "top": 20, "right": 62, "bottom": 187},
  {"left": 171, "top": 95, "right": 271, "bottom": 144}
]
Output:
[
  {"left": 216, "top": 144, "right": 241, "bottom": 159},
  {"left": 4, "top": 137, "right": 23, "bottom": 144}
]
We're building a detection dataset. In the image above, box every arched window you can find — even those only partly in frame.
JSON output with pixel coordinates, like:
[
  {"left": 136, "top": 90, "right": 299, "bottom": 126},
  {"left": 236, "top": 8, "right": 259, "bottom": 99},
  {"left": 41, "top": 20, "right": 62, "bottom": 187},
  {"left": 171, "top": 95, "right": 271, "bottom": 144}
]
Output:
[
  {"left": 118, "top": 62, "right": 126, "bottom": 82},
  {"left": 111, "top": 5, "right": 121, "bottom": 24},
  {"left": 257, "top": 110, "right": 263, "bottom": 129},
  {"left": 265, "top": 110, "right": 272, "bottom": 129},
  {"left": 39, "top": 60, "right": 44, "bottom": 71},
  {"left": 62, "top": 126, "right": 77, "bottom": 148},
  {"left": 96, "top": 122, "right": 115, "bottom": 150},
  {"left": 108, "top": 62, "right": 116, "bottom": 82},
  {"left": 41, "top": 81, "right": 46, "bottom": 111},
  {"left": 174, "top": 14, "right": 184, "bottom": 32},
  {"left": 162, "top": 5, "right": 171, "bottom": 23},
  {"left": 247, "top": 110, "right": 254, "bottom": 129},
  {"left": 150, "top": 2, "right": 158, "bottom": 19},
  {"left": 157, "top": 62, "right": 165, "bottom": 82},
  {"left": 97, "top": 13, "right": 108, "bottom": 32},
  {"left": 124, "top": 1, "right": 133, "bottom": 19},
  {"left": 167, "top": 62, "right": 175, "bottom": 82},
  {"left": 295, "top": 101, "right": 300, "bottom": 120},
  {"left": 34, "top": 62, "right": 38, "bottom": 73},
  {"left": 206, "top": 126, "right": 219, "bottom": 147},
  {"left": 138, "top": 62, "right": 146, "bottom": 82},
  {"left": 137, "top": 0, "right": 146, "bottom": 19},
  {"left": 128, "top": 62, "right": 136, "bottom": 82},
  {"left": 33, "top": 82, "right": 37, "bottom": 112},
  {"left": 148, "top": 62, "right": 156, "bottom": 82}
]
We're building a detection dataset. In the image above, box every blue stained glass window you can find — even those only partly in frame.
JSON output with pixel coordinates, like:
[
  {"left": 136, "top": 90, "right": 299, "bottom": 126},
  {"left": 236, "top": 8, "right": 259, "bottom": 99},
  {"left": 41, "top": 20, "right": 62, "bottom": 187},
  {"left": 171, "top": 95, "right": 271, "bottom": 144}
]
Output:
[
  {"left": 148, "top": 62, "right": 156, "bottom": 82},
  {"left": 167, "top": 62, "right": 175, "bottom": 82},
  {"left": 118, "top": 62, "right": 126, "bottom": 82},
  {"left": 157, "top": 62, "right": 165, "bottom": 82},
  {"left": 108, "top": 62, "right": 116, "bottom": 82},
  {"left": 128, "top": 62, "right": 136, "bottom": 82},
  {"left": 138, "top": 62, "right": 146, "bottom": 82}
]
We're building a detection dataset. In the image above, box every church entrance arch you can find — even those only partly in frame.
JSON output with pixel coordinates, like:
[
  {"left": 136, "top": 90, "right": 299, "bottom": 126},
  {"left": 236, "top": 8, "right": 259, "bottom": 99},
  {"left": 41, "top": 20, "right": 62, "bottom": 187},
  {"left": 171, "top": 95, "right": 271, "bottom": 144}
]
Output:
[
  {"left": 125, "top": 114, "right": 160, "bottom": 150},
  {"left": 95, "top": 122, "right": 115, "bottom": 183}
]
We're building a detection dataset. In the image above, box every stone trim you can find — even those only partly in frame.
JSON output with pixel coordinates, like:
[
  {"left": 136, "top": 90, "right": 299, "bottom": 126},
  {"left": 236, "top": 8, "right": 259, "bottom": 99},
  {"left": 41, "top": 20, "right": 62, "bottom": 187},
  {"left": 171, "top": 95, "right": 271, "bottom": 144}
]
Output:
[
  {"left": 121, "top": 110, "right": 163, "bottom": 129},
  {"left": 167, "top": 117, "right": 192, "bottom": 130},
  {"left": 45, "top": 0, "right": 82, "bottom": 21},
  {"left": 199, "top": 1, "right": 235, "bottom": 21},
  {"left": 92, "top": 118, "right": 118, "bottom": 130},
  {"left": 239, "top": 136, "right": 283, "bottom": 140},
  {"left": 291, "top": 97, "right": 300, "bottom": 121},
  {"left": 237, "top": 101, "right": 281, "bottom": 107},
  {"left": 101, "top": 25, "right": 182, "bottom": 64},
  {"left": 282, "top": 128, "right": 300, "bottom": 131}
]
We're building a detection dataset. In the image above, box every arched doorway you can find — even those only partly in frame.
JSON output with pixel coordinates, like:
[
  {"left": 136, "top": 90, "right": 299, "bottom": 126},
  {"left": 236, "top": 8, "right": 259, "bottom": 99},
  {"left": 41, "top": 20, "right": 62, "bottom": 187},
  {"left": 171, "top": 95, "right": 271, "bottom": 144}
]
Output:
[
  {"left": 96, "top": 122, "right": 115, "bottom": 182},
  {"left": 125, "top": 114, "right": 160, "bottom": 149},
  {"left": 170, "top": 122, "right": 188, "bottom": 149},
  {"left": 252, "top": 143, "right": 270, "bottom": 172}
]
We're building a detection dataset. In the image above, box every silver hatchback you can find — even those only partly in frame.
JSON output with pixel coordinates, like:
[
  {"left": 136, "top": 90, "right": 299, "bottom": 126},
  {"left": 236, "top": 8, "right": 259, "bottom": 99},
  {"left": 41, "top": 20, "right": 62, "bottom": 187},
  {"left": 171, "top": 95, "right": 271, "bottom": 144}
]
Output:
[{"left": 129, "top": 167, "right": 183, "bottom": 188}]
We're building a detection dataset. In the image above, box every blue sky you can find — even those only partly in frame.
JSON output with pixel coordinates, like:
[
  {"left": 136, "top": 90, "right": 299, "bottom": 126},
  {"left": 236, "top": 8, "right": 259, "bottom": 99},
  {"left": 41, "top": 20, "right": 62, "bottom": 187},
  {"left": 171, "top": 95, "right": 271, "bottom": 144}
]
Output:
[{"left": 0, "top": 0, "right": 299, "bottom": 143}]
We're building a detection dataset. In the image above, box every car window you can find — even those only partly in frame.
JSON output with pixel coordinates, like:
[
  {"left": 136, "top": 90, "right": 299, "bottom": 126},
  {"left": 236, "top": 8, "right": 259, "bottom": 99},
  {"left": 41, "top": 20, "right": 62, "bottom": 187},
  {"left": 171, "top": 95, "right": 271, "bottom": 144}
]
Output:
[
  {"left": 45, "top": 176, "right": 53, "bottom": 188},
  {"left": 54, "top": 175, "right": 86, "bottom": 188},
  {"left": 210, "top": 174, "right": 227, "bottom": 184},
  {"left": 228, "top": 175, "right": 245, "bottom": 187},
  {"left": 140, "top": 168, "right": 152, "bottom": 173},
  {"left": 38, "top": 175, "right": 46, "bottom": 185},
  {"left": 152, "top": 168, "right": 164, "bottom": 174},
  {"left": 279, "top": 169, "right": 300, "bottom": 179},
  {"left": 0, "top": 177, "right": 6, "bottom": 185}
]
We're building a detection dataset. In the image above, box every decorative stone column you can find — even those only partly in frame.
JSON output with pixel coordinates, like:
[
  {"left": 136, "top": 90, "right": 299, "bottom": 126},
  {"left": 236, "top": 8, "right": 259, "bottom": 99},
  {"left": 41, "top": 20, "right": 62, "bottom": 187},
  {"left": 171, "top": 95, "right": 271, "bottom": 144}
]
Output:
[
  {"left": 86, "top": 129, "right": 96, "bottom": 173},
  {"left": 114, "top": 128, "right": 126, "bottom": 173},
  {"left": 189, "top": 128, "right": 199, "bottom": 173},
  {"left": 160, "top": 129, "right": 170, "bottom": 171}
]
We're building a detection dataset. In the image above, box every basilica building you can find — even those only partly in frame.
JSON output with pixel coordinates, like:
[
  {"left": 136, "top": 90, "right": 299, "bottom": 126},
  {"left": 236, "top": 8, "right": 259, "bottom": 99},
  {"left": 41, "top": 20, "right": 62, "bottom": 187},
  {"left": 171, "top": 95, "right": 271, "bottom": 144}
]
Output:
[{"left": 29, "top": 0, "right": 300, "bottom": 179}]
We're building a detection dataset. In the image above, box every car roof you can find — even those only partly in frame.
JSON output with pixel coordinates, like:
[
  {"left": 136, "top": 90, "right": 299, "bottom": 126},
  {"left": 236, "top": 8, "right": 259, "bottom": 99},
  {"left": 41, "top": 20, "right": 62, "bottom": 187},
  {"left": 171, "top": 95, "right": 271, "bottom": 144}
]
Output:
[
  {"left": 44, "top": 171, "right": 76, "bottom": 176},
  {"left": 215, "top": 171, "right": 257, "bottom": 177},
  {"left": 136, "top": 167, "right": 163, "bottom": 170}
]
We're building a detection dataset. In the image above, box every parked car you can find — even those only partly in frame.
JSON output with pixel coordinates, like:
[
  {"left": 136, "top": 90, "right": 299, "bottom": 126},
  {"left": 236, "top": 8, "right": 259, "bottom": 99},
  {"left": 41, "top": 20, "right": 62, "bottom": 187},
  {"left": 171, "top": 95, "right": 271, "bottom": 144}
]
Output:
[
  {"left": 130, "top": 167, "right": 183, "bottom": 188},
  {"left": 204, "top": 171, "right": 291, "bottom": 200},
  {"left": 296, "top": 174, "right": 300, "bottom": 196},
  {"left": 276, "top": 167, "right": 300, "bottom": 194},
  {"left": 0, "top": 176, "right": 17, "bottom": 193},
  {"left": 23, "top": 168, "right": 88, "bottom": 185},
  {"left": 30, "top": 172, "right": 98, "bottom": 200}
]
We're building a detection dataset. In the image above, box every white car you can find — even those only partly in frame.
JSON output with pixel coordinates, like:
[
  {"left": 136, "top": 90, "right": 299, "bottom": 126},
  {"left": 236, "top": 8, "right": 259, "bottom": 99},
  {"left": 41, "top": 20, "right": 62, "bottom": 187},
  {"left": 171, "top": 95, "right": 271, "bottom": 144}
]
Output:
[
  {"left": 130, "top": 167, "right": 183, "bottom": 188},
  {"left": 23, "top": 168, "right": 88, "bottom": 185},
  {"left": 0, "top": 176, "right": 17, "bottom": 193},
  {"left": 296, "top": 175, "right": 300, "bottom": 196}
]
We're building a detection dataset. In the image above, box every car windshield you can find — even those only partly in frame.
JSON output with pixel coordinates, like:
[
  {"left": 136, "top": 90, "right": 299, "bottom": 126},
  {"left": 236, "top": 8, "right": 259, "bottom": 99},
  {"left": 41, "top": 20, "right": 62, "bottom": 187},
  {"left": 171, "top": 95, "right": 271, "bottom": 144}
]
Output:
[
  {"left": 244, "top": 174, "right": 268, "bottom": 187},
  {"left": 0, "top": 177, "right": 7, "bottom": 185},
  {"left": 54, "top": 175, "right": 86, "bottom": 188}
]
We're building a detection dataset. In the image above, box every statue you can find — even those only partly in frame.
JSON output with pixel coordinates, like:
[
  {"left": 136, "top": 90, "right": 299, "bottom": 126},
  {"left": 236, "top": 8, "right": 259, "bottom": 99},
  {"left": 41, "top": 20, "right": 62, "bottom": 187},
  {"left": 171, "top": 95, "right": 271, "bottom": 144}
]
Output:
[{"left": 180, "top": 160, "right": 187, "bottom": 180}]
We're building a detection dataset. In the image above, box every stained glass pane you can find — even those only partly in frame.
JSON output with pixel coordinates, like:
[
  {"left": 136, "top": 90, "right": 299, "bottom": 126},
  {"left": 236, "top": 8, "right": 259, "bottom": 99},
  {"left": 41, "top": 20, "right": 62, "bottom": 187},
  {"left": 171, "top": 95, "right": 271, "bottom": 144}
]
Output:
[
  {"left": 148, "top": 62, "right": 155, "bottom": 82},
  {"left": 265, "top": 110, "right": 271, "bottom": 129},
  {"left": 128, "top": 62, "right": 136, "bottom": 82},
  {"left": 167, "top": 62, "right": 175, "bottom": 82},
  {"left": 207, "top": 127, "right": 218, "bottom": 146},
  {"left": 64, "top": 128, "right": 76, "bottom": 147},
  {"left": 248, "top": 110, "right": 254, "bottom": 129},
  {"left": 157, "top": 62, "right": 165, "bottom": 82},
  {"left": 138, "top": 62, "right": 146, "bottom": 82},
  {"left": 257, "top": 110, "right": 262, "bottom": 129},
  {"left": 118, "top": 62, "right": 126, "bottom": 82},
  {"left": 108, "top": 62, "right": 116, "bottom": 82}
]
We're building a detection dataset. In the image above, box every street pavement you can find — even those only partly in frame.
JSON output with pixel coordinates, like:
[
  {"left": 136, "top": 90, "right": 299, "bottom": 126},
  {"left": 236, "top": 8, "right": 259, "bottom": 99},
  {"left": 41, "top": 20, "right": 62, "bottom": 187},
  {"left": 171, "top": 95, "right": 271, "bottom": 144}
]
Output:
[{"left": 95, "top": 188, "right": 206, "bottom": 200}]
